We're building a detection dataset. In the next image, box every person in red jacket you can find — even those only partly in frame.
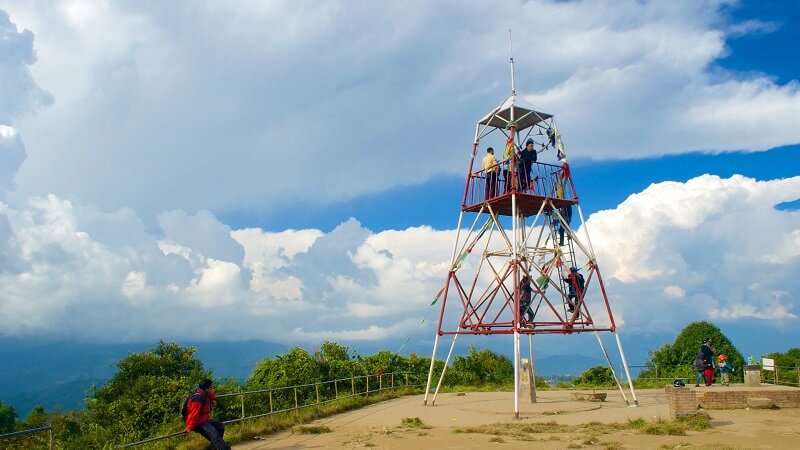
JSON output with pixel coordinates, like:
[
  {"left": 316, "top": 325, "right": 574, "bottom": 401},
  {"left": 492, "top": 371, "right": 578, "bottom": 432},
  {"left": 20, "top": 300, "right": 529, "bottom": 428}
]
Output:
[{"left": 184, "top": 379, "right": 230, "bottom": 450}]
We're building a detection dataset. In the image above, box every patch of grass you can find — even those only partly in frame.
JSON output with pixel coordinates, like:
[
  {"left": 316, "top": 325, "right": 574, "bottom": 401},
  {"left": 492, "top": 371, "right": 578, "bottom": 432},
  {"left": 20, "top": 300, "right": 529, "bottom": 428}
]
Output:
[
  {"left": 293, "top": 425, "right": 331, "bottom": 434},
  {"left": 566, "top": 444, "right": 583, "bottom": 449},
  {"left": 640, "top": 419, "right": 687, "bottom": 436},
  {"left": 621, "top": 413, "right": 711, "bottom": 436},
  {"left": 601, "top": 441, "right": 623, "bottom": 450},
  {"left": 489, "top": 436, "right": 506, "bottom": 443},
  {"left": 626, "top": 418, "right": 648, "bottom": 429},
  {"left": 658, "top": 444, "right": 736, "bottom": 450},
  {"left": 364, "top": 443, "right": 376, "bottom": 448},
  {"left": 401, "top": 417, "right": 430, "bottom": 429},
  {"left": 676, "top": 413, "right": 711, "bottom": 431},
  {"left": 454, "top": 421, "right": 567, "bottom": 438},
  {"left": 582, "top": 435, "right": 600, "bottom": 445}
]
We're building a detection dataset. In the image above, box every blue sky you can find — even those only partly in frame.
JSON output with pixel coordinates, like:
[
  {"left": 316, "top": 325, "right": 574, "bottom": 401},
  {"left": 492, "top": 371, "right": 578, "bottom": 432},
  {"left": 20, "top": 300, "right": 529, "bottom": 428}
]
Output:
[{"left": 0, "top": 0, "right": 798, "bottom": 364}]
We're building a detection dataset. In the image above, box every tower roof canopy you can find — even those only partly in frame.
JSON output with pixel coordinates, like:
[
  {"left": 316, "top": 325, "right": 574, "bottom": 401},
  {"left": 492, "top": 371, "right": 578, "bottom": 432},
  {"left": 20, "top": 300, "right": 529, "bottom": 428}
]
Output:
[{"left": 479, "top": 95, "right": 552, "bottom": 131}]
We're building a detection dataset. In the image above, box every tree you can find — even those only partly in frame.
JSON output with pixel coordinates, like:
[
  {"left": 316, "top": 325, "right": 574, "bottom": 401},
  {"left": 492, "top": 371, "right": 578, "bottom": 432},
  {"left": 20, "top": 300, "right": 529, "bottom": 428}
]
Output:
[
  {"left": 765, "top": 348, "right": 800, "bottom": 369},
  {"left": 445, "top": 346, "right": 513, "bottom": 386},
  {"left": 639, "top": 321, "right": 744, "bottom": 380},
  {"left": 573, "top": 366, "right": 614, "bottom": 387},
  {"left": 0, "top": 400, "right": 16, "bottom": 433},
  {"left": 86, "top": 341, "right": 209, "bottom": 443}
]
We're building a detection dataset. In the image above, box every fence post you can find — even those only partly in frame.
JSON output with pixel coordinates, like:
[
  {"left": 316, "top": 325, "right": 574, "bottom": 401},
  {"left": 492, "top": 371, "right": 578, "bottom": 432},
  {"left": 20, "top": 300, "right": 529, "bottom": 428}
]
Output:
[
  {"left": 366, "top": 376, "right": 370, "bottom": 396},
  {"left": 294, "top": 387, "right": 299, "bottom": 416},
  {"left": 379, "top": 374, "right": 382, "bottom": 391},
  {"left": 269, "top": 390, "right": 273, "bottom": 413},
  {"left": 655, "top": 363, "right": 659, "bottom": 380},
  {"left": 49, "top": 426, "right": 54, "bottom": 450},
  {"left": 775, "top": 366, "right": 780, "bottom": 385},
  {"left": 797, "top": 367, "right": 799, "bottom": 387},
  {"left": 240, "top": 389, "right": 245, "bottom": 420},
  {"left": 352, "top": 377, "right": 355, "bottom": 395},
  {"left": 405, "top": 373, "right": 409, "bottom": 387},
  {"left": 391, "top": 373, "right": 394, "bottom": 388},
  {"left": 315, "top": 383, "right": 320, "bottom": 407},
  {"left": 335, "top": 380, "right": 338, "bottom": 399}
]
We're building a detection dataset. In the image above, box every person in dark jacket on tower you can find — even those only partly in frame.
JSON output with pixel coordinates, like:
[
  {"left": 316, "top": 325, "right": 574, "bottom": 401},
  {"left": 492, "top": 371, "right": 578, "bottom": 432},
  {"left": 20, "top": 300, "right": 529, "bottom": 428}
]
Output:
[
  {"left": 184, "top": 379, "right": 230, "bottom": 450},
  {"left": 563, "top": 267, "right": 584, "bottom": 313},
  {"left": 518, "top": 138, "right": 538, "bottom": 191}
]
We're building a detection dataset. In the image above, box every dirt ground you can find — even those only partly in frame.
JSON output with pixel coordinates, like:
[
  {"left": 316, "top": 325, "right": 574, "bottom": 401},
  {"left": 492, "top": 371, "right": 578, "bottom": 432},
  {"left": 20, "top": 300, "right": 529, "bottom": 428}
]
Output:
[{"left": 233, "top": 388, "right": 800, "bottom": 449}]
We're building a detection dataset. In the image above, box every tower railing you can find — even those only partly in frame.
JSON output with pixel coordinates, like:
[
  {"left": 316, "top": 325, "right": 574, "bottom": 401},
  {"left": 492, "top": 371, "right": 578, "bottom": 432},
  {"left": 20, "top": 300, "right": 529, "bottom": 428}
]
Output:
[{"left": 464, "top": 159, "right": 577, "bottom": 214}]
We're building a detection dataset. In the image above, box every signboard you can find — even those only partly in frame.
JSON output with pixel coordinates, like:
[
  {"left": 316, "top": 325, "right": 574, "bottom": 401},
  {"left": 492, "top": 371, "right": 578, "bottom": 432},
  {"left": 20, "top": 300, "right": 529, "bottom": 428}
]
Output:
[{"left": 761, "top": 357, "right": 775, "bottom": 371}]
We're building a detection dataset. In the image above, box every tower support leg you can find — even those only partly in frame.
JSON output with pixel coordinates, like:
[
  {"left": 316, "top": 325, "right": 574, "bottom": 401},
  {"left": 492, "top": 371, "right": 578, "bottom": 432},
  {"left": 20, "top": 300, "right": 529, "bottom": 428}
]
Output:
[
  {"left": 594, "top": 332, "right": 629, "bottom": 405},
  {"left": 614, "top": 331, "right": 639, "bottom": 406},
  {"left": 423, "top": 333, "right": 441, "bottom": 405},
  {"left": 432, "top": 329, "right": 460, "bottom": 406}
]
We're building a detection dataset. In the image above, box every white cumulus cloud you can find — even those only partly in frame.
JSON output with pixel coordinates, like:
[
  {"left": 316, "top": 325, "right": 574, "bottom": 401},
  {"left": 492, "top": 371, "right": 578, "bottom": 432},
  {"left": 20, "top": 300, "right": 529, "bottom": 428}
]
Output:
[{"left": 0, "top": 1, "right": 796, "bottom": 216}]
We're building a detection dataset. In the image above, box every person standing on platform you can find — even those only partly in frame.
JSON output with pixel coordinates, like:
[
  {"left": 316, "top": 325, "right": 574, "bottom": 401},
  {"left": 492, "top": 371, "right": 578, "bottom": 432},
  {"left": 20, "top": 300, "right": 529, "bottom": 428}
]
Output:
[
  {"left": 694, "top": 352, "right": 706, "bottom": 387},
  {"left": 519, "top": 138, "right": 538, "bottom": 192},
  {"left": 701, "top": 338, "right": 715, "bottom": 386},
  {"left": 482, "top": 147, "right": 499, "bottom": 199},
  {"left": 717, "top": 354, "right": 734, "bottom": 386}
]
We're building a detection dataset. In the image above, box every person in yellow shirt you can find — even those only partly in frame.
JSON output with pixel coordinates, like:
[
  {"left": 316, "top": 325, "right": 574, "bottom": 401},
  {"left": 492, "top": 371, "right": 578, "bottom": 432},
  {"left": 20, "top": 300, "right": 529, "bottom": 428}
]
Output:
[{"left": 482, "top": 147, "right": 499, "bottom": 199}]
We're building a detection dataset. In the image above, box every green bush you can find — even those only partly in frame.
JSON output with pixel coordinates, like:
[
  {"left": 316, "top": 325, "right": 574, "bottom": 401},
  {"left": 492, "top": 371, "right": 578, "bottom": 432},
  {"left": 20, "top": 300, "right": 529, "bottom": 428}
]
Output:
[
  {"left": 85, "top": 340, "right": 210, "bottom": 445},
  {"left": 444, "top": 345, "right": 513, "bottom": 386},
  {"left": 573, "top": 366, "right": 614, "bottom": 387}
]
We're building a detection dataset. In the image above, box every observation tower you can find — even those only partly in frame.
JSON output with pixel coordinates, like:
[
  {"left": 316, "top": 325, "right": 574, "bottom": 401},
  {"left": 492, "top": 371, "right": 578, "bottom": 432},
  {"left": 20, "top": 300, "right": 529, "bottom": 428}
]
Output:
[{"left": 423, "top": 50, "right": 638, "bottom": 417}]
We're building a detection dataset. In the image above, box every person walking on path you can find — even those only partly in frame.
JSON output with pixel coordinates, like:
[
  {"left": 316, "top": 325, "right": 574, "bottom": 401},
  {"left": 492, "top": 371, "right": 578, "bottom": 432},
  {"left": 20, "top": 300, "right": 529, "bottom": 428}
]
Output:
[{"left": 184, "top": 379, "right": 230, "bottom": 450}]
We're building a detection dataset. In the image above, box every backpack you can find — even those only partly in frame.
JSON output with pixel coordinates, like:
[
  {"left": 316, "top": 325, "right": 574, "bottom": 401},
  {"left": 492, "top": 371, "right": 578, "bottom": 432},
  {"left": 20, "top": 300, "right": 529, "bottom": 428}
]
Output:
[{"left": 181, "top": 395, "right": 190, "bottom": 421}]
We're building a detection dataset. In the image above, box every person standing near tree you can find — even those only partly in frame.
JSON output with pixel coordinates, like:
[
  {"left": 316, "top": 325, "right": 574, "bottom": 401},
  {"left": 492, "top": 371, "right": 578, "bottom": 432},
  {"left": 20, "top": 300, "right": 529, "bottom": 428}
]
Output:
[
  {"left": 701, "top": 338, "right": 715, "bottom": 386},
  {"left": 694, "top": 351, "right": 706, "bottom": 387},
  {"left": 717, "top": 354, "right": 734, "bottom": 386},
  {"left": 184, "top": 379, "right": 230, "bottom": 450}
]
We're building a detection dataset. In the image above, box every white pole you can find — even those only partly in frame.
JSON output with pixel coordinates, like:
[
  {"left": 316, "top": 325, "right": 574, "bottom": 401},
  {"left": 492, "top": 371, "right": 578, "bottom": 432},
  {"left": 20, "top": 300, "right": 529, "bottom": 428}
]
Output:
[
  {"left": 432, "top": 329, "right": 461, "bottom": 405},
  {"left": 508, "top": 29, "right": 516, "bottom": 96},
  {"left": 614, "top": 331, "right": 639, "bottom": 406},
  {"left": 514, "top": 329, "right": 520, "bottom": 418}
]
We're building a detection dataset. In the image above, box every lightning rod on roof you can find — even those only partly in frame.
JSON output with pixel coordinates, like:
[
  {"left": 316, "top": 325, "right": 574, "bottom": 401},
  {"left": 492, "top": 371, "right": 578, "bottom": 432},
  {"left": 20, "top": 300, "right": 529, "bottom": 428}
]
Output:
[{"left": 509, "top": 29, "right": 516, "bottom": 96}]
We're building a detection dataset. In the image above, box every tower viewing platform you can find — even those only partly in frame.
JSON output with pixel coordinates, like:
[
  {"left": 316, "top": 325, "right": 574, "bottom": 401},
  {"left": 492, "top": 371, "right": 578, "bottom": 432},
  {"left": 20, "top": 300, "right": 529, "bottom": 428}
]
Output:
[{"left": 463, "top": 159, "right": 577, "bottom": 217}]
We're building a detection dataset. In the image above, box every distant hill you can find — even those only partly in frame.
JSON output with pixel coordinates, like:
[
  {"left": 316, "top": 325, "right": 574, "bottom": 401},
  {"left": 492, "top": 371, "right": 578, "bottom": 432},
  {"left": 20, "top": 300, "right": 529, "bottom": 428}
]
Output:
[
  {"left": 0, "top": 338, "right": 286, "bottom": 417},
  {"left": 533, "top": 354, "right": 608, "bottom": 378},
  {"left": 0, "top": 336, "right": 643, "bottom": 418}
]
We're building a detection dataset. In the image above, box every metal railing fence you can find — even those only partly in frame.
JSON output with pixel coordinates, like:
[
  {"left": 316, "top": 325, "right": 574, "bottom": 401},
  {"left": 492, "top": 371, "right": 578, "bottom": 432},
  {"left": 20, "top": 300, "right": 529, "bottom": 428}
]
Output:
[
  {"left": 0, "top": 424, "right": 54, "bottom": 449},
  {"left": 118, "top": 371, "right": 422, "bottom": 448}
]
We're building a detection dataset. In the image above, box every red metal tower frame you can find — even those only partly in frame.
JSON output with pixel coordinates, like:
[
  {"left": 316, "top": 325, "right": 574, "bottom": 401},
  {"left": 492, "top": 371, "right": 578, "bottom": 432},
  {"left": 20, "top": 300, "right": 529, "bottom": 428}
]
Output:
[{"left": 423, "top": 65, "right": 638, "bottom": 416}]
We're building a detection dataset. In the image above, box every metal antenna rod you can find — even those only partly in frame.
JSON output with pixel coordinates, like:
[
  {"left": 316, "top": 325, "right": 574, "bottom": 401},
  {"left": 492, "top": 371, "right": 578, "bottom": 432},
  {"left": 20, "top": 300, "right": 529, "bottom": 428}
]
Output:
[{"left": 509, "top": 29, "right": 516, "bottom": 96}]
